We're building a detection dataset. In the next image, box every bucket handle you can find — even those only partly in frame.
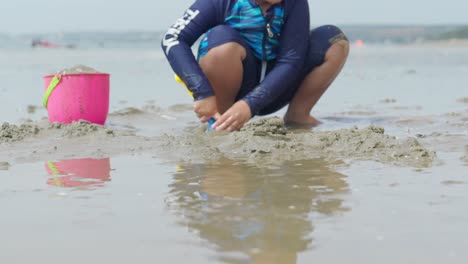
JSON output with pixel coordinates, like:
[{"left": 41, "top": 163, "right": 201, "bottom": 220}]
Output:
[{"left": 43, "top": 74, "right": 62, "bottom": 108}]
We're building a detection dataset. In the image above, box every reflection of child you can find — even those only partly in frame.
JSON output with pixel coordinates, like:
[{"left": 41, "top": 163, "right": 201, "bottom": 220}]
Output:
[
  {"left": 45, "top": 158, "right": 111, "bottom": 188},
  {"left": 169, "top": 159, "right": 351, "bottom": 262},
  {"left": 162, "top": 0, "right": 349, "bottom": 131}
]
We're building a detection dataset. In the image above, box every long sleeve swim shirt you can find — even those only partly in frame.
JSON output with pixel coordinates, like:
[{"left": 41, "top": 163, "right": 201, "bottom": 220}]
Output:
[{"left": 161, "top": 0, "right": 310, "bottom": 115}]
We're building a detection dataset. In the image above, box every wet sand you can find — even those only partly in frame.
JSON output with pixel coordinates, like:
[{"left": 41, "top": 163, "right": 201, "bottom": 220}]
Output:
[{"left": 0, "top": 110, "right": 442, "bottom": 168}]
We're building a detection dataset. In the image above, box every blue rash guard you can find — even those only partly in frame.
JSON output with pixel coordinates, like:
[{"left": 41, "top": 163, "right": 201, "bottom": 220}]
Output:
[{"left": 161, "top": 0, "right": 310, "bottom": 115}]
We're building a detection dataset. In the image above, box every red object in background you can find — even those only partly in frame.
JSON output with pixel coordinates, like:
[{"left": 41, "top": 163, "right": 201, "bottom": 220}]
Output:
[
  {"left": 32, "top": 39, "right": 76, "bottom": 49},
  {"left": 355, "top": 39, "right": 365, "bottom": 48},
  {"left": 32, "top": 40, "right": 60, "bottom": 48}
]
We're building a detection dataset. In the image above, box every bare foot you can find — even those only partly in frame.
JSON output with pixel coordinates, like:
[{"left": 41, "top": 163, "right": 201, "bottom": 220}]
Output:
[{"left": 283, "top": 114, "right": 322, "bottom": 128}]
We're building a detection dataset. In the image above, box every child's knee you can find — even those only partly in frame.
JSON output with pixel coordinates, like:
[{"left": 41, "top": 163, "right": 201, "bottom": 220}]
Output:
[
  {"left": 203, "top": 42, "right": 246, "bottom": 62},
  {"left": 327, "top": 39, "right": 350, "bottom": 61},
  {"left": 307, "top": 25, "right": 349, "bottom": 67},
  {"left": 311, "top": 25, "right": 348, "bottom": 43},
  {"left": 198, "top": 25, "right": 248, "bottom": 61}
]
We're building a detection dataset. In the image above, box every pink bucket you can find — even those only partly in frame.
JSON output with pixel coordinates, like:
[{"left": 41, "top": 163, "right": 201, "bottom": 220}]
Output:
[{"left": 43, "top": 73, "right": 110, "bottom": 125}]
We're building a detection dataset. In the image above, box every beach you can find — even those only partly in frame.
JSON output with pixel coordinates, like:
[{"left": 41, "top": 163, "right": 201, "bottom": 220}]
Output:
[{"left": 0, "top": 43, "right": 467, "bottom": 263}]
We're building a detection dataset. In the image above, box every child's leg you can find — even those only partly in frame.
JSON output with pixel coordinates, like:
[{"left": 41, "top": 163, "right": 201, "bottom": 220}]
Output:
[
  {"left": 197, "top": 25, "right": 258, "bottom": 114},
  {"left": 285, "top": 26, "right": 350, "bottom": 126},
  {"left": 200, "top": 42, "right": 246, "bottom": 114}
]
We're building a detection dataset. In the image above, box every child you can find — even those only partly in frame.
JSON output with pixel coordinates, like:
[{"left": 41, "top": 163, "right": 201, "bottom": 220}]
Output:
[{"left": 162, "top": 0, "right": 349, "bottom": 131}]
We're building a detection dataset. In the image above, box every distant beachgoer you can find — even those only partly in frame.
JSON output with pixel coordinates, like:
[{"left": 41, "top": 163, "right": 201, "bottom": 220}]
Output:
[
  {"left": 31, "top": 39, "right": 59, "bottom": 48},
  {"left": 161, "top": 0, "right": 349, "bottom": 131},
  {"left": 65, "top": 44, "right": 77, "bottom": 49},
  {"left": 31, "top": 39, "right": 76, "bottom": 49}
]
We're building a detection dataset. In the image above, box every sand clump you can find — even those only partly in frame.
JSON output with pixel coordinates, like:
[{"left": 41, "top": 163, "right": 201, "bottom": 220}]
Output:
[
  {"left": 54, "top": 65, "right": 100, "bottom": 75},
  {"left": 49, "top": 120, "right": 114, "bottom": 137},
  {"left": 27, "top": 105, "right": 40, "bottom": 114},
  {"left": 244, "top": 117, "right": 288, "bottom": 137},
  {"left": 0, "top": 122, "right": 40, "bottom": 143},
  {"left": 158, "top": 117, "right": 436, "bottom": 168},
  {"left": 1, "top": 120, "right": 114, "bottom": 143}
]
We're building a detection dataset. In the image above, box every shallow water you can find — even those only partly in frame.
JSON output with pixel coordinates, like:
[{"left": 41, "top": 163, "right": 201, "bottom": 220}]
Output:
[
  {"left": 0, "top": 44, "right": 467, "bottom": 263},
  {"left": 1, "top": 154, "right": 467, "bottom": 263}
]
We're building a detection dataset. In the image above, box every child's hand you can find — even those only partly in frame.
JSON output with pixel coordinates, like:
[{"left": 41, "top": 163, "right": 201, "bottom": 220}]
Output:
[
  {"left": 212, "top": 100, "right": 251, "bottom": 132},
  {"left": 194, "top": 96, "right": 219, "bottom": 123}
]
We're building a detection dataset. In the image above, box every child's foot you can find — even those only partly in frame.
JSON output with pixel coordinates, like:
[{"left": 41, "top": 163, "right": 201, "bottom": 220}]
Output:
[{"left": 284, "top": 113, "right": 322, "bottom": 128}]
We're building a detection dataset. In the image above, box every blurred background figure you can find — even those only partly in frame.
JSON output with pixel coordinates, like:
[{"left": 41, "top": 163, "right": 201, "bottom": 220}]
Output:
[{"left": 31, "top": 38, "right": 76, "bottom": 49}]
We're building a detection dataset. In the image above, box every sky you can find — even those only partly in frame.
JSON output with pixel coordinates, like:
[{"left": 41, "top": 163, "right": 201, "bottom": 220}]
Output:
[{"left": 1, "top": 0, "right": 467, "bottom": 34}]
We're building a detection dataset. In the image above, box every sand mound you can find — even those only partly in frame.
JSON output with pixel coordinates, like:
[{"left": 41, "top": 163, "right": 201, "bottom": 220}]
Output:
[
  {"left": 158, "top": 117, "right": 436, "bottom": 168},
  {"left": 49, "top": 120, "right": 114, "bottom": 137},
  {"left": 0, "top": 122, "right": 40, "bottom": 143},
  {"left": 0, "top": 116, "right": 438, "bottom": 168},
  {"left": 54, "top": 65, "right": 100, "bottom": 75},
  {"left": 1, "top": 120, "right": 115, "bottom": 143}
]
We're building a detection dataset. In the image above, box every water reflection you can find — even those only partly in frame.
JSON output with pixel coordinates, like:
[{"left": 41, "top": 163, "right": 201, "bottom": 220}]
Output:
[
  {"left": 45, "top": 158, "right": 111, "bottom": 188},
  {"left": 167, "top": 158, "right": 350, "bottom": 263}
]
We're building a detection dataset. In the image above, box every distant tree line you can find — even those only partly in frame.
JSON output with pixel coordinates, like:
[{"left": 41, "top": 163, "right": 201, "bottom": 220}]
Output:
[
  {"left": 339, "top": 25, "right": 468, "bottom": 44},
  {"left": 431, "top": 26, "right": 468, "bottom": 40}
]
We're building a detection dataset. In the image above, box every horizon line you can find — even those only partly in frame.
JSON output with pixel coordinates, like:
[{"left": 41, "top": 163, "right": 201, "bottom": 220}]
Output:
[{"left": 1, "top": 23, "right": 467, "bottom": 36}]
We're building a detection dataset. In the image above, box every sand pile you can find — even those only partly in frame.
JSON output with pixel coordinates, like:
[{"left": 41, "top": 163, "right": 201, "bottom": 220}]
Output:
[
  {"left": 1, "top": 120, "right": 115, "bottom": 144},
  {"left": 0, "top": 114, "right": 438, "bottom": 168},
  {"left": 53, "top": 65, "right": 100, "bottom": 75},
  {"left": 158, "top": 117, "right": 436, "bottom": 168},
  {"left": 49, "top": 120, "right": 114, "bottom": 137},
  {"left": 0, "top": 122, "right": 40, "bottom": 143}
]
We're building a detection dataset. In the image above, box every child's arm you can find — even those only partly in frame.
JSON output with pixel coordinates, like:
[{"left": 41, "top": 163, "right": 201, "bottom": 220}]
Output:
[{"left": 161, "top": 0, "right": 226, "bottom": 101}]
